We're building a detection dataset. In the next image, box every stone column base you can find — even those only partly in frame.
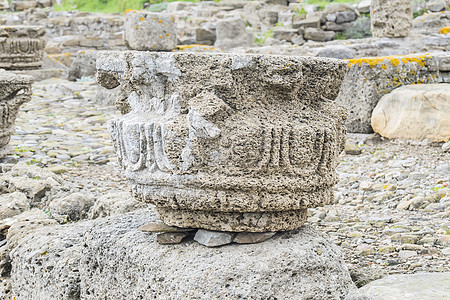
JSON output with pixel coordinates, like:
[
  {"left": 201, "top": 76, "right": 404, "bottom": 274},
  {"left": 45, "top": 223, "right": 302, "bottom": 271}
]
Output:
[{"left": 157, "top": 207, "right": 308, "bottom": 232}]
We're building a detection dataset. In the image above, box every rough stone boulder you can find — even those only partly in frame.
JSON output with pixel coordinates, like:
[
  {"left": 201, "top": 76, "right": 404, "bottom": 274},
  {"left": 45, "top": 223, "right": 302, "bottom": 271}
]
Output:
[
  {"left": 0, "top": 70, "right": 33, "bottom": 157},
  {"left": 0, "top": 26, "right": 46, "bottom": 70},
  {"left": 97, "top": 52, "right": 348, "bottom": 232},
  {"left": 371, "top": 0, "right": 412, "bottom": 38},
  {"left": 371, "top": 84, "right": 450, "bottom": 142},
  {"left": 5, "top": 210, "right": 355, "bottom": 299},
  {"left": 346, "top": 272, "right": 450, "bottom": 300},
  {"left": 336, "top": 54, "right": 439, "bottom": 133},
  {"left": 124, "top": 10, "right": 177, "bottom": 51}
]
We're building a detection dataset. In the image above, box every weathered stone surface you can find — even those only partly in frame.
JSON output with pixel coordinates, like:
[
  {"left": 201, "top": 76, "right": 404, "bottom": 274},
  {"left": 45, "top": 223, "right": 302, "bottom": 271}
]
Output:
[
  {"left": 214, "top": 18, "right": 254, "bottom": 49},
  {"left": 194, "top": 229, "right": 235, "bottom": 247},
  {"left": 0, "top": 26, "right": 46, "bottom": 70},
  {"left": 0, "top": 70, "right": 33, "bottom": 157},
  {"left": 88, "top": 191, "right": 146, "bottom": 219},
  {"left": 412, "top": 11, "right": 450, "bottom": 35},
  {"left": 80, "top": 212, "right": 355, "bottom": 299},
  {"left": 124, "top": 11, "right": 177, "bottom": 51},
  {"left": 0, "top": 192, "right": 29, "bottom": 220},
  {"left": 233, "top": 231, "right": 276, "bottom": 244},
  {"left": 371, "top": 0, "right": 412, "bottom": 38},
  {"left": 4, "top": 210, "right": 355, "bottom": 299},
  {"left": 49, "top": 192, "right": 95, "bottom": 222},
  {"left": 346, "top": 272, "right": 450, "bottom": 300},
  {"left": 337, "top": 54, "right": 439, "bottom": 133},
  {"left": 372, "top": 84, "right": 450, "bottom": 142},
  {"left": 97, "top": 52, "right": 348, "bottom": 232},
  {"left": 10, "top": 221, "right": 91, "bottom": 299}
]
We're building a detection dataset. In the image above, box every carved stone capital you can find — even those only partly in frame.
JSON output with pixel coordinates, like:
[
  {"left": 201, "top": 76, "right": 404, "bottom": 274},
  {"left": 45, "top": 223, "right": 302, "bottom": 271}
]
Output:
[{"left": 97, "top": 52, "right": 348, "bottom": 232}]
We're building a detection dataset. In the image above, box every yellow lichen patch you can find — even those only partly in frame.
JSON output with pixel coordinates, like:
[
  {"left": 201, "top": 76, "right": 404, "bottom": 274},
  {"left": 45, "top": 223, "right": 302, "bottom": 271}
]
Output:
[
  {"left": 135, "top": 25, "right": 139, "bottom": 29},
  {"left": 159, "top": 35, "right": 162, "bottom": 38},
  {"left": 410, "top": 70, "right": 416, "bottom": 75},
  {"left": 158, "top": 20, "right": 163, "bottom": 24},
  {"left": 440, "top": 27, "right": 450, "bottom": 34},
  {"left": 381, "top": 64, "right": 387, "bottom": 70},
  {"left": 124, "top": 9, "right": 136, "bottom": 15},
  {"left": 176, "top": 44, "right": 211, "bottom": 50},
  {"left": 346, "top": 54, "right": 430, "bottom": 69},
  {"left": 166, "top": 33, "right": 170, "bottom": 37},
  {"left": 140, "top": 17, "right": 145, "bottom": 21}
]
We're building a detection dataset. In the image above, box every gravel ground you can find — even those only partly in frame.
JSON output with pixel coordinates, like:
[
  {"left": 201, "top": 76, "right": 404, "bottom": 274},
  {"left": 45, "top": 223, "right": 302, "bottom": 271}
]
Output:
[{"left": 5, "top": 78, "right": 450, "bottom": 287}]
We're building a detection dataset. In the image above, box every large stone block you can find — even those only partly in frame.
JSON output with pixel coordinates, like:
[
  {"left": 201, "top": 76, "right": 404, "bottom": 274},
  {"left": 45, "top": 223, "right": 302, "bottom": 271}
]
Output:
[
  {"left": 81, "top": 212, "right": 355, "bottom": 299},
  {"left": 0, "top": 26, "right": 46, "bottom": 70},
  {"left": 7, "top": 210, "right": 355, "bottom": 299},
  {"left": 97, "top": 52, "right": 347, "bottom": 232},
  {"left": 0, "top": 69, "right": 33, "bottom": 157},
  {"left": 372, "top": 84, "right": 450, "bottom": 142},
  {"left": 337, "top": 54, "right": 439, "bottom": 133},
  {"left": 371, "top": 0, "right": 412, "bottom": 38},
  {"left": 124, "top": 10, "right": 177, "bottom": 51}
]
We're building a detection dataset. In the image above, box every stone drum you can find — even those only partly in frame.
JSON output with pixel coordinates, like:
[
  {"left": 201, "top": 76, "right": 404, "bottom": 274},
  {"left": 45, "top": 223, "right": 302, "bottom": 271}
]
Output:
[
  {"left": 97, "top": 52, "right": 347, "bottom": 232},
  {"left": 0, "top": 69, "right": 33, "bottom": 157},
  {"left": 0, "top": 26, "right": 46, "bottom": 70}
]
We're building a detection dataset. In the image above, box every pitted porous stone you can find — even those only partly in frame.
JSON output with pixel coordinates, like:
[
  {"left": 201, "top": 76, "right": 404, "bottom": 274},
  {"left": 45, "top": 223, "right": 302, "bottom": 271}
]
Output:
[
  {"left": 97, "top": 52, "right": 348, "bottom": 232},
  {"left": 0, "top": 26, "right": 46, "bottom": 70},
  {"left": 0, "top": 70, "right": 33, "bottom": 157},
  {"left": 124, "top": 10, "right": 177, "bottom": 51},
  {"left": 370, "top": 0, "right": 412, "bottom": 38}
]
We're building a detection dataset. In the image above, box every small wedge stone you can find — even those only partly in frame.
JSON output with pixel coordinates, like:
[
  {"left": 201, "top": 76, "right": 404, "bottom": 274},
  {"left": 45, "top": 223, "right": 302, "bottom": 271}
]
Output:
[
  {"left": 233, "top": 232, "right": 276, "bottom": 244},
  {"left": 194, "top": 229, "right": 235, "bottom": 247},
  {"left": 156, "top": 232, "right": 189, "bottom": 245}
]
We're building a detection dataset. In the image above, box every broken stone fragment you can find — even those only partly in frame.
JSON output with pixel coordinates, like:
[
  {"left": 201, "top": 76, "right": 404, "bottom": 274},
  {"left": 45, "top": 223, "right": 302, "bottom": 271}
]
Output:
[{"left": 194, "top": 229, "right": 235, "bottom": 247}]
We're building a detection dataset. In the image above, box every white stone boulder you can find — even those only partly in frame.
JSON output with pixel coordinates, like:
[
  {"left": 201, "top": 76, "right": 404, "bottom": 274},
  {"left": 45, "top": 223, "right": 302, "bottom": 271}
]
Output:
[
  {"left": 371, "top": 84, "right": 450, "bottom": 142},
  {"left": 346, "top": 272, "right": 450, "bottom": 300}
]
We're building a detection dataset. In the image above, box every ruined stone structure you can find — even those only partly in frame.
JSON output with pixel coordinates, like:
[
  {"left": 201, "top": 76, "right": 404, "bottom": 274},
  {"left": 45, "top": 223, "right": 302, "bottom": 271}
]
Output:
[
  {"left": 0, "top": 26, "right": 46, "bottom": 70},
  {"left": 0, "top": 69, "right": 33, "bottom": 156},
  {"left": 371, "top": 0, "right": 413, "bottom": 38},
  {"left": 97, "top": 52, "right": 347, "bottom": 232}
]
